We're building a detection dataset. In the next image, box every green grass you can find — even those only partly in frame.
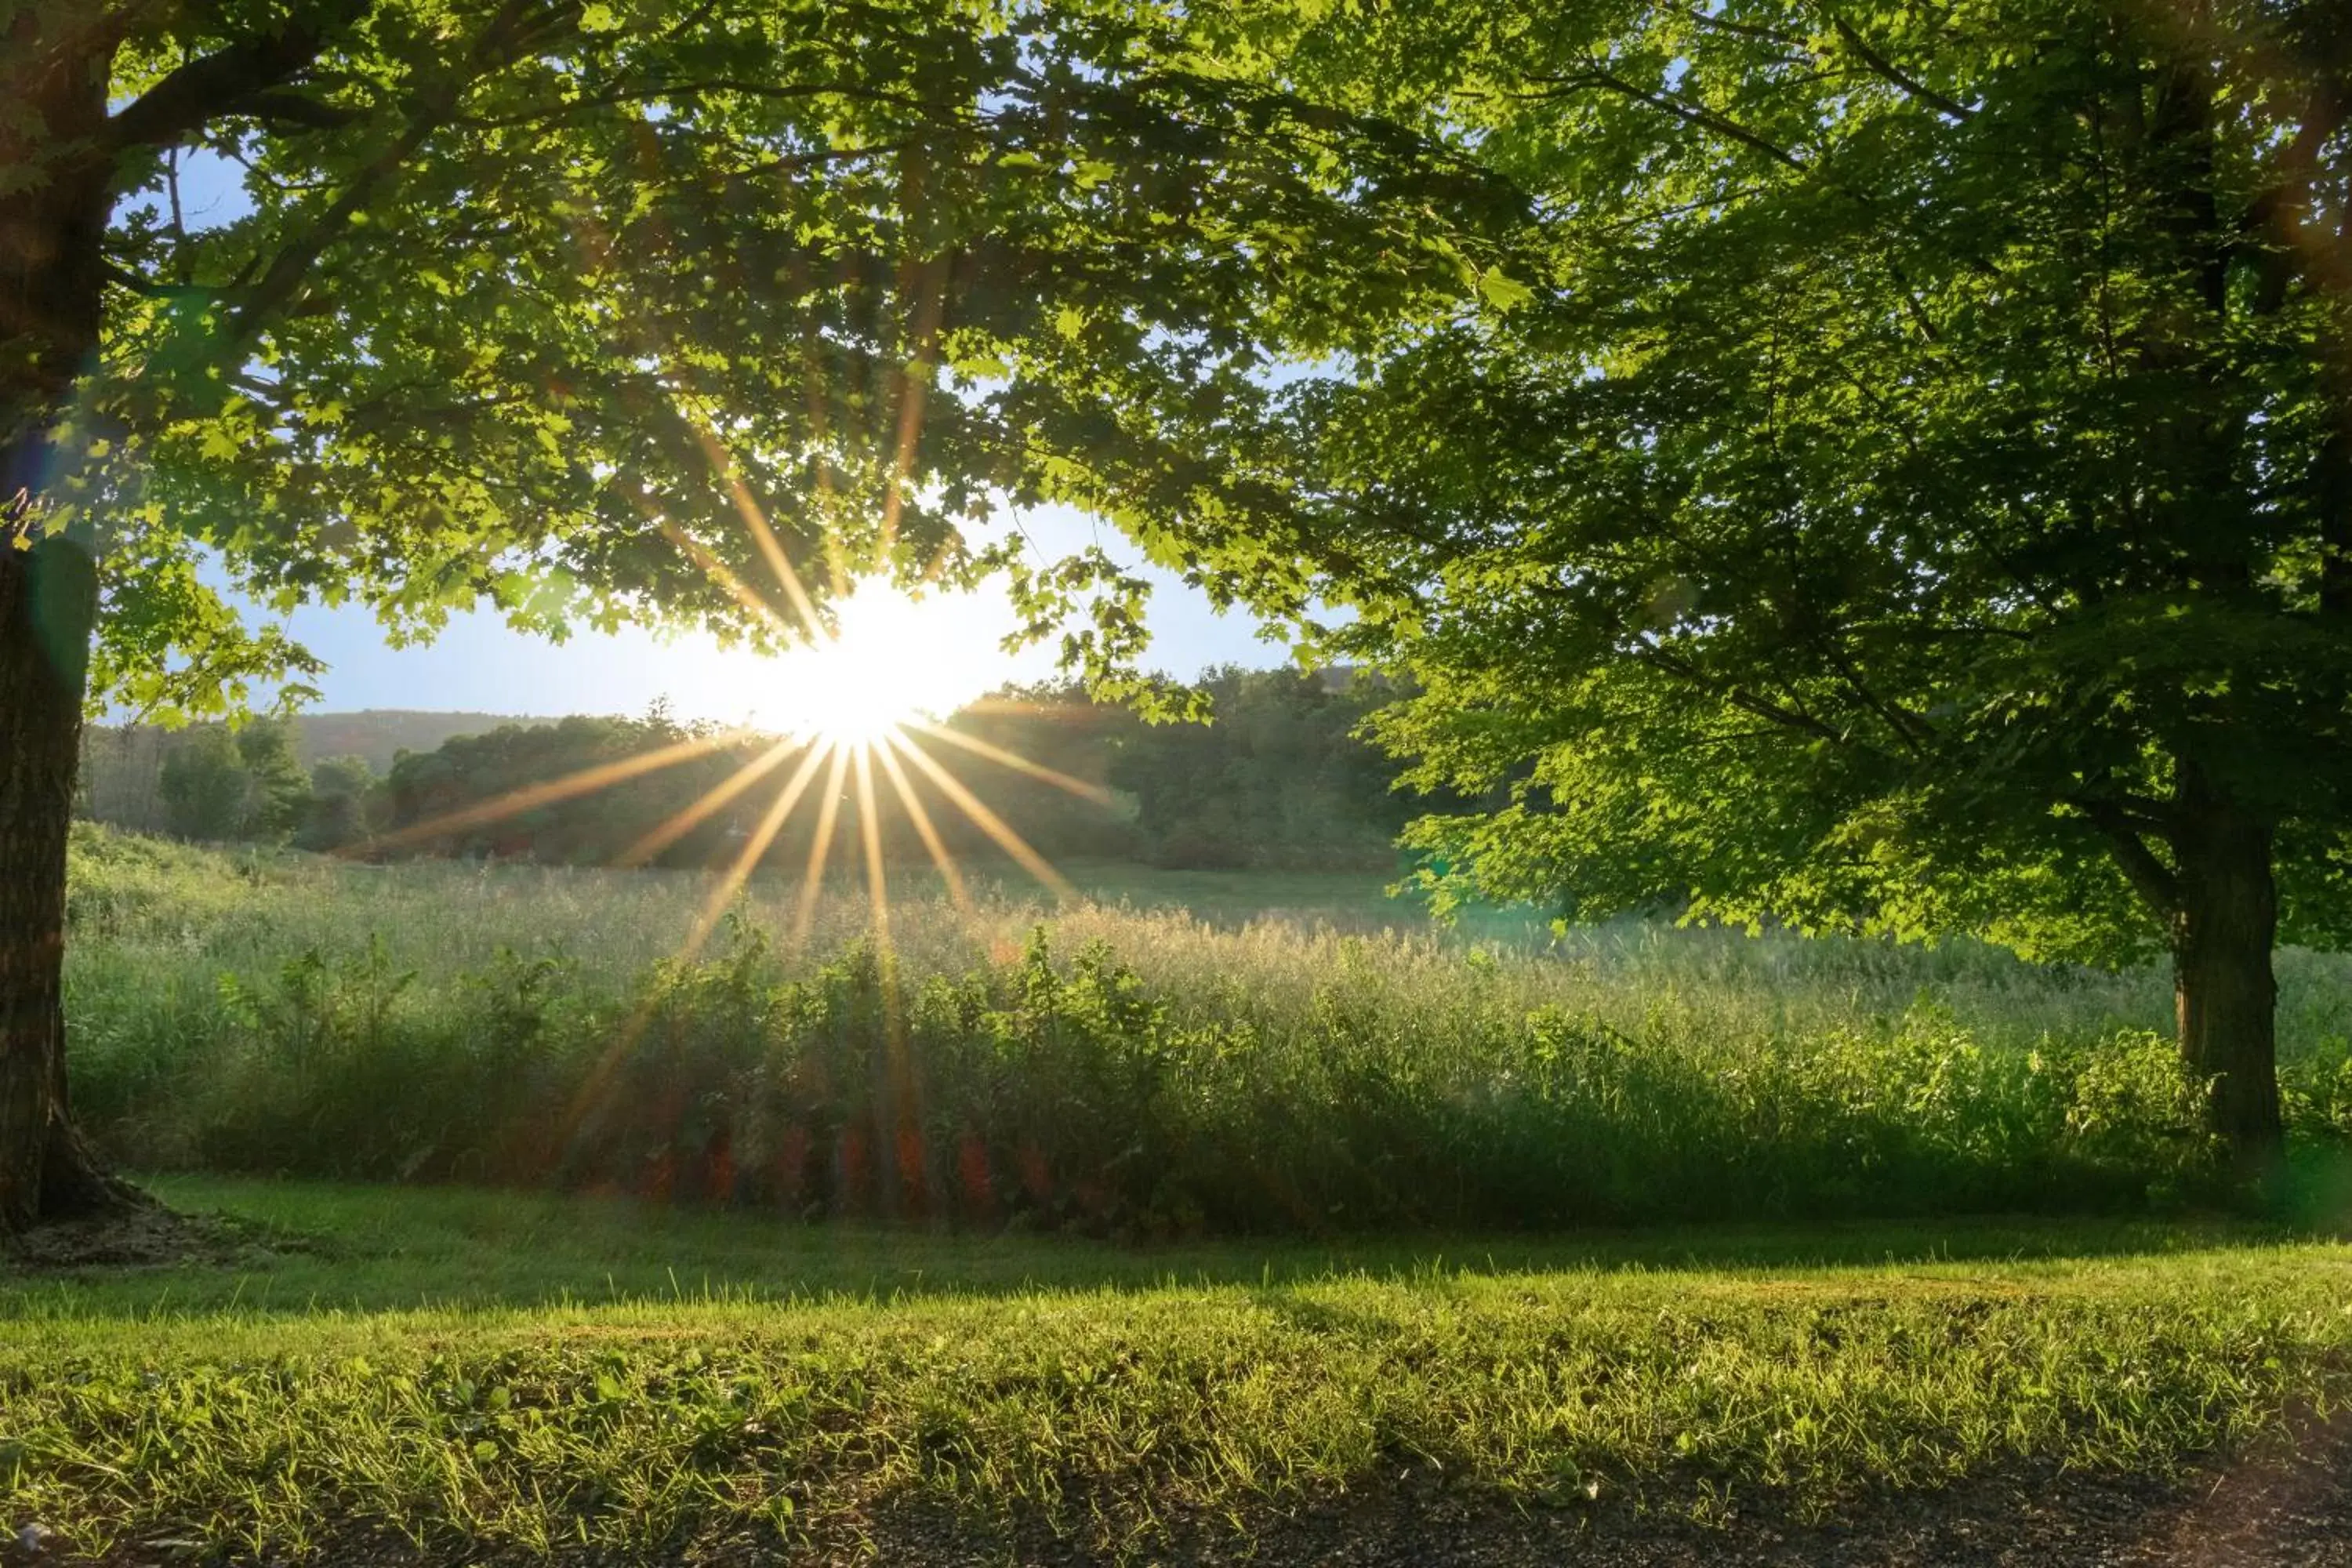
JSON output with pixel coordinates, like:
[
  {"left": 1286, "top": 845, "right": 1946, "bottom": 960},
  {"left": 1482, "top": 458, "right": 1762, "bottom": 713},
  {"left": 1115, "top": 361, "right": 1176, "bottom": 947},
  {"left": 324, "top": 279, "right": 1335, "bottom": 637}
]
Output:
[
  {"left": 24, "top": 832, "right": 2352, "bottom": 1558},
  {"left": 10, "top": 1175, "right": 2288, "bottom": 1317},
  {"left": 6, "top": 1179, "right": 2350, "bottom": 1561},
  {"left": 56, "top": 826, "right": 2352, "bottom": 1231}
]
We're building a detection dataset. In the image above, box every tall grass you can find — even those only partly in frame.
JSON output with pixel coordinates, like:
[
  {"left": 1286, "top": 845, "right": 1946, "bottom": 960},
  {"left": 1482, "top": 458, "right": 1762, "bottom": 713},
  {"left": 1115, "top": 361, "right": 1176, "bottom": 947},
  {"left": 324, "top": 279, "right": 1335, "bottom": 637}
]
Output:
[{"left": 63, "top": 826, "right": 2352, "bottom": 1231}]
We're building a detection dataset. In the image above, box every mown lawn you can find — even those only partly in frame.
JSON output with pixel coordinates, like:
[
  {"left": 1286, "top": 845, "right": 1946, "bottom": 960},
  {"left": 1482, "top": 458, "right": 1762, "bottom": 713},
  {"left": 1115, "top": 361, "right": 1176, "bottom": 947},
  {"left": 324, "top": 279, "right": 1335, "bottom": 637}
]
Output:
[{"left": 5, "top": 1178, "right": 2349, "bottom": 1563}]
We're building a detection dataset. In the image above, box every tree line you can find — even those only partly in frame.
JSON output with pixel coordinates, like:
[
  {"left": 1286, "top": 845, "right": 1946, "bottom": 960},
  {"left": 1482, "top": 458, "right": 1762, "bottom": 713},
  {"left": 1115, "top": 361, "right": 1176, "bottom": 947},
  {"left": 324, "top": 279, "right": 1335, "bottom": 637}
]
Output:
[{"left": 74, "top": 669, "right": 1416, "bottom": 873}]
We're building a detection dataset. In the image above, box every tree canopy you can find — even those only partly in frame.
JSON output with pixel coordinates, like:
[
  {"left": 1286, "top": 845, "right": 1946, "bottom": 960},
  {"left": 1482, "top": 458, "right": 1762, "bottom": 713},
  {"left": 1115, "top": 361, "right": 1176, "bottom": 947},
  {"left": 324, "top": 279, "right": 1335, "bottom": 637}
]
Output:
[
  {"left": 1069, "top": 0, "right": 2352, "bottom": 1159},
  {"left": 1, "top": 0, "right": 1513, "bottom": 1228},
  {"left": 156, "top": 714, "right": 307, "bottom": 841},
  {"left": 47, "top": 0, "right": 1501, "bottom": 712}
]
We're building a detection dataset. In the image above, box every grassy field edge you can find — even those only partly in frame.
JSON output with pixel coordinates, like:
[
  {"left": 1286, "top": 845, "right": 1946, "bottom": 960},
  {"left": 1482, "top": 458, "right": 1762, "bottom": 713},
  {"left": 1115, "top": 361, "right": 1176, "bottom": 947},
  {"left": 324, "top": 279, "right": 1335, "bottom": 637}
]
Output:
[{"left": 5, "top": 1180, "right": 2350, "bottom": 1562}]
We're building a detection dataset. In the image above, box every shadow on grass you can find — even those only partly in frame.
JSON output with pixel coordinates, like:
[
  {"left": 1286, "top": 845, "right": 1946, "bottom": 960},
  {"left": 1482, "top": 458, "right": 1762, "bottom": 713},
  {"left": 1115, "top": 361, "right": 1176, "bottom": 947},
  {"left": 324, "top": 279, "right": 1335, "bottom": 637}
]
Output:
[{"left": 4, "top": 1169, "right": 2343, "bottom": 1321}]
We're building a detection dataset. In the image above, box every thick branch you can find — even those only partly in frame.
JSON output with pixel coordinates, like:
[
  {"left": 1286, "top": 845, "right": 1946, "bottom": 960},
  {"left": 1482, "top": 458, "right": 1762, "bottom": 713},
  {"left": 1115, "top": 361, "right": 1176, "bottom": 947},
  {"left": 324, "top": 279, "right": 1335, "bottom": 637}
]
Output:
[
  {"left": 2078, "top": 797, "right": 2181, "bottom": 917},
  {"left": 243, "top": 89, "right": 363, "bottom": 132},
  {"left": 100, "top": 262, "right": 224, "bottom": 301},
  {"left": 103, "top": 5, "right": 368, "bottom": 155}
]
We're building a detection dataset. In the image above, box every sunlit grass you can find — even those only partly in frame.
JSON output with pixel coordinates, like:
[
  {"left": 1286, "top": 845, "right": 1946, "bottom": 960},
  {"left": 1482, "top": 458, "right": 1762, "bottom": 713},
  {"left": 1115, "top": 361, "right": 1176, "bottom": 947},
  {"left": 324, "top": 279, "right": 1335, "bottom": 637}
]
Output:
[
  {"left": 61, "top": 824, "right": 2352, "bottom": 1061},
  {"left": 5, "top": 1179, "right": 2350, "bottom": 1560},
  {"left": 56, "top": 826, "right": 2352, "bottom": 1232}
]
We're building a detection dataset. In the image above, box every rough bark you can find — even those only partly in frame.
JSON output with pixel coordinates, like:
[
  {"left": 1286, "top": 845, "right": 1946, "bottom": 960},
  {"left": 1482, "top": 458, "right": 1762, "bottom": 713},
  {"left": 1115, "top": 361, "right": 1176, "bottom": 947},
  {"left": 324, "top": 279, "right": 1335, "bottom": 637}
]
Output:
[
  {"left": 0, "top": 534, "right": 139, "bottom": 1232},
  {"left": 0, "top": 10, "right": 139, "bottom": 1233},
  {"left": 2169, "top": 795, "right": 2286, "bottom": 1174}
]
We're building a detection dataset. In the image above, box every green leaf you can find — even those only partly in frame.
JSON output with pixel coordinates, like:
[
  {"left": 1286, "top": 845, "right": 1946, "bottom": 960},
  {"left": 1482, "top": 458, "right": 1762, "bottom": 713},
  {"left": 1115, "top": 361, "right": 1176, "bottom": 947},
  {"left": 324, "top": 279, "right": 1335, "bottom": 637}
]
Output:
[{"left": 1475, "top": 266, "right": 1534, "bottom": 312}]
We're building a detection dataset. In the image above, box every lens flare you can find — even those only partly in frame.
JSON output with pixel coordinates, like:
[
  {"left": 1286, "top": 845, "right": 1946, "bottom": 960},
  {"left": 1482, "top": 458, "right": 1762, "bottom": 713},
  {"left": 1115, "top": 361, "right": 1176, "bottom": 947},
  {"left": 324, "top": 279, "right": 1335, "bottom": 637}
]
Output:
[
  {"left": 534, "top": 342, "right": 1124, "bottom": 1186},
  {"left": 773, "top": 587, "right": 1002, "bottom": 749}
]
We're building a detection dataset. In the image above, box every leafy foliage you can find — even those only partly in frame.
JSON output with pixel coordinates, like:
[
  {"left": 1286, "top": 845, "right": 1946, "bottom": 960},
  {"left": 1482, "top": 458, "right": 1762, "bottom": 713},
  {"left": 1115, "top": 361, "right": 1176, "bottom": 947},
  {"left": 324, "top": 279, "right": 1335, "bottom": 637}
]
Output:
[
  {"left": 85, "top": 921, "right": 2256, "bottom": 1227},
  {"left": 155, "top": 718, "right": 309, "bottom": 843},
  {"left": 1071, "top": 1, "right": 2352, "bottom": 978},
  {"left": 1107, "top": 666, "right": 1416, "bottom": 869},
  {"left": 296, "top": 753, "right": 380, "bottom": 851},
  {"left": 44, "top": 0, "right": 1512, "bottom": 721}
]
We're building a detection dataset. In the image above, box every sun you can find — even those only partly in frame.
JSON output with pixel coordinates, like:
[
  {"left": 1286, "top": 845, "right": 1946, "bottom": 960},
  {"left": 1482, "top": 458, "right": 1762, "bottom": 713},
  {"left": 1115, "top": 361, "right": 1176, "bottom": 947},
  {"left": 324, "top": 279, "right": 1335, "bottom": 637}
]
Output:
[{"left": 766, "top": 585, "right": 1011, "bottom": 748}]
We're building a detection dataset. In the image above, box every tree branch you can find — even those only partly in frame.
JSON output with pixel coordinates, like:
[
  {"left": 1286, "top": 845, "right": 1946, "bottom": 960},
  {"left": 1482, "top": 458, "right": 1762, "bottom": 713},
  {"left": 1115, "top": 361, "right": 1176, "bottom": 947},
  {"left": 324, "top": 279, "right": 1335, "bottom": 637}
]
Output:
[
  {"left": 1640, "top": 645, "right": 1850, "bottom": 743},
  {"left": 1817, "top": 635, "right": 1936, "bottom": 753},
  {"left": 2077, "top": 797, "right": 2180, "bottom": 918},
  {"left": 219, "top": 0, "right": 552, "bottom": 348},
  {"left": 100, "top": 262, "right": 224, "bottom": 301},
  {"left": 1680, "top": 7, "right": 1805, "bottom": 49},
  {"left": 242, "top": 88, "right": 363, "bottom": 132},
  {"left": 461, "top": 78, "right": 950, "bottom": 132},
  {"left": 103, "top": 5, "right": 368, "bottom": 154},
  {"left": 1826, "top": 15, "right": 1973, "bottom": 120},
  {"left": 1531, "top": 67, "right": 1809, "bottom": 172},
  {"left": 220, "top": 109, "right": 441, "bottom": 344}
]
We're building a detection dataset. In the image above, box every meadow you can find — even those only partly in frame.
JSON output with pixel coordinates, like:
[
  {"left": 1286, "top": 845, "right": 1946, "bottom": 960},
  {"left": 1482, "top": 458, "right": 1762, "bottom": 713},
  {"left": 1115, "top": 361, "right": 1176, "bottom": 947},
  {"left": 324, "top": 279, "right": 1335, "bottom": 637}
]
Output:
[
  {"left": 12, "top": 827, "right": 2352, "bottom": 1563},
  {"left": 57, "top": 826, "right": 2352, "bottom": 1232},
  {"left": 19, "top": 5, "right": 2352, "bottom": 1561}
]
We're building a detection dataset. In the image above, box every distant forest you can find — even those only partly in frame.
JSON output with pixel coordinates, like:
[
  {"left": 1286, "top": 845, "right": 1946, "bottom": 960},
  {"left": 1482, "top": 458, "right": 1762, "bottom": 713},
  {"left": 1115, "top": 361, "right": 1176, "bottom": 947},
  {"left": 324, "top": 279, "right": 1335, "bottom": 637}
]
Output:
[{"left": 75, "top": 669, "right": 1420, "bottom": 873}]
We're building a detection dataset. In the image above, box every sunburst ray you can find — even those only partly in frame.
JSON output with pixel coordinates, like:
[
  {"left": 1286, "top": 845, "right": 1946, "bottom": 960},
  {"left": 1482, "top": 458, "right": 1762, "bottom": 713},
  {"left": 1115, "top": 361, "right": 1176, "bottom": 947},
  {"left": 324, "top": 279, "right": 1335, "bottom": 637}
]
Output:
[
  {"left": 655, "top": 517, "right": 799, "bottom": 642},
  {"left": 360, "top": 728, "right": 750, "bottom": 855},
  {"left": 953, "top": 695, "right": 1058, "bottom": 717},
  {"left": 873, "top": 734, "right": 972, "bottom": 912},
  {"left": 880, "top": 241, "right": 949, "bottom": 554},
  {"left": 906, "top": 718, "right": 1113, "bottom": 805},
  {"left": 617, "top": 734, "right": 804, "bottom": 870},
  {"left": 852, "top": 742, "right": 891, "bottom": 946},
  {"left": 691, "top": 426, "right": 826, "bottom": 637},
  {"left": 677, "top": 739, "right": 834, "bottom": 964},
  {"left": 884, "top": 728, "right": 1077, "bottom": 900},
  {"left": 792, "top": 742, "right": 855, "bottom": 944},
  {"left": 556, "top": 739, "right": 834, "bottom": 1164}
]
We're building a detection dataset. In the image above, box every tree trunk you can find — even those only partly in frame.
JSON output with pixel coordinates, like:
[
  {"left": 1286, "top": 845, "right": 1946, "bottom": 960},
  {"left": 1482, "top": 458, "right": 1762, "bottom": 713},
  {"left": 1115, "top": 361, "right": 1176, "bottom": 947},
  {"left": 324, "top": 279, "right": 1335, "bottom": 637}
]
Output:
[
  {"left": 2169, "top": 797, "right": 2285, "bottom": 1175},
  {"left": 0, "top": 533, "right": 133, "bottom": 1232},
  {"left": 1, "top": 10, "right": 140, "bottom": 1234}
]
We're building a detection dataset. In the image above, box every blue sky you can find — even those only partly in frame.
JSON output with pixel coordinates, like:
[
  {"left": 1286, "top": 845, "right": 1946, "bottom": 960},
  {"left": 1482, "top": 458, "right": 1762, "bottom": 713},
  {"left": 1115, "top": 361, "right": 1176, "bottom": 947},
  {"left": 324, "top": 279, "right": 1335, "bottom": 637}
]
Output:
[
  {"left": 274, "top": 509, "right": 1280, "bottom": 724},
  {"left": 148, "top": 154, "right": 1284, "bottom": 722}
]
